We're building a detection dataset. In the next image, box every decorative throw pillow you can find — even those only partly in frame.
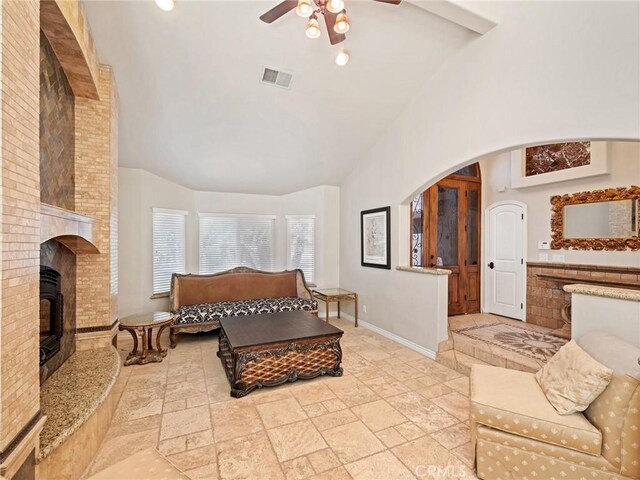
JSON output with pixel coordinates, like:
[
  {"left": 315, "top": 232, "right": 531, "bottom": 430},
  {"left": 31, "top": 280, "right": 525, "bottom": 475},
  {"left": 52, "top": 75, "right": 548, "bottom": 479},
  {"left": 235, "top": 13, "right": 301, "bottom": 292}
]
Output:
[{"left": 536, "top": 339, "right": 613, "bottom": 415}]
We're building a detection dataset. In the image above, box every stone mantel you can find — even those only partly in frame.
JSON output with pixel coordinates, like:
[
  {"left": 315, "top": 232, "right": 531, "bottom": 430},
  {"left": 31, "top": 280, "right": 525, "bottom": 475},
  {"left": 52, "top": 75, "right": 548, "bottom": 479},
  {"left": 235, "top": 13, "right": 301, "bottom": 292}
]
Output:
[
  {"left": 40, "top": 203, "right": 100, "bottom": 254},
  {"left": 564, "top": 284, "right": 640, "bottom": 302}
]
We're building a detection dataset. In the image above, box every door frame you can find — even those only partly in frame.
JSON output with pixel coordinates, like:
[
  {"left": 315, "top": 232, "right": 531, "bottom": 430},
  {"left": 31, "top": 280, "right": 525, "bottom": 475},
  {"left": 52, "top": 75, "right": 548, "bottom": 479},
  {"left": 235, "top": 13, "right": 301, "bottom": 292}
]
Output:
[{"left": 483, "top": 200, "right": 528, "bottom": 321}]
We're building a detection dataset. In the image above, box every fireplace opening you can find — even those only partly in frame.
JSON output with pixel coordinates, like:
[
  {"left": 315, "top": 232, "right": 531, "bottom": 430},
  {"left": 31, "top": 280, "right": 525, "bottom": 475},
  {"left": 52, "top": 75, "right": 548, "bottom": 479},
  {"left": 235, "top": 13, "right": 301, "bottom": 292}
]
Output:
[{"left": 40, "top": 266, "right": 63, "bottom": 366}]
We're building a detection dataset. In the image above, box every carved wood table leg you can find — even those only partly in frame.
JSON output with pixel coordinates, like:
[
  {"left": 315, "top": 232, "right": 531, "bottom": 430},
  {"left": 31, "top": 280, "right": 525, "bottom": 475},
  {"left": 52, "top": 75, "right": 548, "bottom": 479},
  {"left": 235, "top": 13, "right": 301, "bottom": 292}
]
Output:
[
  {"left": 125, "top": 328, "right": 138, "bottom": 360},
  {"left": 141, "top": 327, "right": 148, "bottom": 362},
  {"left": 157, "top": 323, "right": 170, "bottom": 357},
  {"left": 337, "top": 301, "right": 341, "bottom": 319},
  {"left": 170, "top": 328, "right": 177, "bottom": 349}
]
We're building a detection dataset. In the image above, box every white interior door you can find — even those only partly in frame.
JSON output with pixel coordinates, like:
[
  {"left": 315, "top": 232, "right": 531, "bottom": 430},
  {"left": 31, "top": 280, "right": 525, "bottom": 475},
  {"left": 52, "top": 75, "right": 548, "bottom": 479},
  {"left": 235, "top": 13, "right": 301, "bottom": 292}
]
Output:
[{"left": 485, "top": 202, "right": 525, "bottom": 320}]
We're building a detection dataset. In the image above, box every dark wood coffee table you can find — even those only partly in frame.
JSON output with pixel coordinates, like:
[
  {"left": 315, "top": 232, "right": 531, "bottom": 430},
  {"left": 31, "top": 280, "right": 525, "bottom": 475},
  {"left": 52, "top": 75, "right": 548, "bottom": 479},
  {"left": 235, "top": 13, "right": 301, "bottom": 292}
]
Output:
[{"left": 217, "top": 311, "right": 344, "bottom": 398}]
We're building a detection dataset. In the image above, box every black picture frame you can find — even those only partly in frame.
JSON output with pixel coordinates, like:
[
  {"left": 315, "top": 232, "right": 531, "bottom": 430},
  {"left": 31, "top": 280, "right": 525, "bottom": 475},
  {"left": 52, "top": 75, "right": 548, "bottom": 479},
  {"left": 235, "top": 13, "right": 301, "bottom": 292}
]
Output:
[{"left": 361, "top": 206, "right": 391, "bottom": 269}]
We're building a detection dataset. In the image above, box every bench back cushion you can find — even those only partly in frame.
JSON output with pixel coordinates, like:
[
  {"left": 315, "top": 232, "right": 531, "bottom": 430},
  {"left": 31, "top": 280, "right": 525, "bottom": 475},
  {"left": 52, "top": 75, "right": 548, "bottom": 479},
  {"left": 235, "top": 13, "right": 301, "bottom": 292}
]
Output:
[
  {"left": 578, "top": 332, "right": 640, "bottom": 477},
  {"left": 171, "top": 269, "right": 299, "bottom": 310}
]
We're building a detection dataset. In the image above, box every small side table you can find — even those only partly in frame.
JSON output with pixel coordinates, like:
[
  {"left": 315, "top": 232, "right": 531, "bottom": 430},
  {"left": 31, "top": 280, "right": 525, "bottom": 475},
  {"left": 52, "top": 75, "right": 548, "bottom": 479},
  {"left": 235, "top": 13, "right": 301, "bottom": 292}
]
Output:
[
  {"left": 312, "top": 288, "right": 358, "bottom": 327},
  {"left": 119, "top": 312, "right": 174, "bottom": 366}
]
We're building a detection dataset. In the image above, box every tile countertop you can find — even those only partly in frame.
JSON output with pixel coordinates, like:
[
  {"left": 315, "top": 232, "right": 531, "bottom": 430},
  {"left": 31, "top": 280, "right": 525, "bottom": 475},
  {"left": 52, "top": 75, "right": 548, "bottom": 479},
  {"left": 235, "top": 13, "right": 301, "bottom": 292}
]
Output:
[
  {"left": 564, "top": 284, "right": 640, "bottom": 302},
  {"left": 39, "top": 346, "right": 121, "bottom": 460},
  {"left": 396, "top": 266, "right": 452, "bottom": 276}
]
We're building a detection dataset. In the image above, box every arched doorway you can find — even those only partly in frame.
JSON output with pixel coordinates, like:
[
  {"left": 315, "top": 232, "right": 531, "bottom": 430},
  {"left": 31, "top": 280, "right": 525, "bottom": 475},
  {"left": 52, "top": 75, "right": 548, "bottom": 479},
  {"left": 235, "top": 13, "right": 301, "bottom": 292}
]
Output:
[{"left": 411, "top": 163, "right": 481, "bottom": 315}]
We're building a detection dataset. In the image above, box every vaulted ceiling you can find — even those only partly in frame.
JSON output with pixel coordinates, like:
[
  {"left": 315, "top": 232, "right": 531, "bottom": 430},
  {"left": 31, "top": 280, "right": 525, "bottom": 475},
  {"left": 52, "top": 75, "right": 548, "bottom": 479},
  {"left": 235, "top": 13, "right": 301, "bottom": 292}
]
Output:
[{"left": 84, "top": 1, "right": 475, "bottom": 194}]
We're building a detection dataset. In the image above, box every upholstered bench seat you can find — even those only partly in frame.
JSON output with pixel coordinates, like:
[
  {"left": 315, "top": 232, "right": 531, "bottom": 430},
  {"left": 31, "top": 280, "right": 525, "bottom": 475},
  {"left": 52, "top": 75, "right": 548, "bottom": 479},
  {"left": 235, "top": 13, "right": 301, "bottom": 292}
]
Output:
[
  {"left": 175, "top": 296, "right": 319, "bottom": 325},
  {"left": 471, "top": 364, "right": 602, "bottom": 456}
]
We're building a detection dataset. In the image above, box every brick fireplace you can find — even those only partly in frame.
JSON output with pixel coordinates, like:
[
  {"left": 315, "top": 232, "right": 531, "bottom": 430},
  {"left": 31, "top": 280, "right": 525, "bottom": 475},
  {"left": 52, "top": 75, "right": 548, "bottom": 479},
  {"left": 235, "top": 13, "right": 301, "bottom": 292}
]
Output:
[{"left": 0, "top": 0, "right": 118, "bottom": 477}]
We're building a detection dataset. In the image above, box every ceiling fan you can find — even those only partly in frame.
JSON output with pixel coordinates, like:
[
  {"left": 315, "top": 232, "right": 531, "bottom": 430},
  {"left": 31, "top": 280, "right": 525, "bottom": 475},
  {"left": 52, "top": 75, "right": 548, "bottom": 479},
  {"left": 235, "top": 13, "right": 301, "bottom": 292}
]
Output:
[{"left": 259, "top": 0, "right": 402, "bottom": 46}]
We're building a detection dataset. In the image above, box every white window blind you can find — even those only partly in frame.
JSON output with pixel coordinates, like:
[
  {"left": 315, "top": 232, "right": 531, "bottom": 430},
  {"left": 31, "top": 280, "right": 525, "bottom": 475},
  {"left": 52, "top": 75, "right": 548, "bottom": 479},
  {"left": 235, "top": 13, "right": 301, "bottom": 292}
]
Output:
[
  {"left": 110, "top": 211, "right": 118, "bottom": 295},
  {"left": 199, "top": 214, "right": 275, "bottom": 274},
  {"left": 153, "top": 208, "right": 187, "bottom": 295},
  {"left": 287, "top": 216, "right": 315, "bottom": 283}
]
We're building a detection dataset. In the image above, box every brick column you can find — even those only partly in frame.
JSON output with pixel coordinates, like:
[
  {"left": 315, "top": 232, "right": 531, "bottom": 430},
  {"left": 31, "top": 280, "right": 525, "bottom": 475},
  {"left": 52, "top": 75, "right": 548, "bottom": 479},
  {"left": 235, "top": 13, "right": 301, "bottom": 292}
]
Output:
[
  {"left": 74, "top": 65, "right": 118, "bottom": 350},
  {"left": 0, "top": 0, "right": 47, "bottom": 476}
]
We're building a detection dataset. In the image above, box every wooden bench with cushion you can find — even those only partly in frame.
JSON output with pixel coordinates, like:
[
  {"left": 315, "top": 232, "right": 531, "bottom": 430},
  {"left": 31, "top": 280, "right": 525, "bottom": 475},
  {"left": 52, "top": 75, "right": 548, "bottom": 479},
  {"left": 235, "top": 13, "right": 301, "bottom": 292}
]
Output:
[{"left": 169, "top": 267, "right": 318, "bottom": 347}]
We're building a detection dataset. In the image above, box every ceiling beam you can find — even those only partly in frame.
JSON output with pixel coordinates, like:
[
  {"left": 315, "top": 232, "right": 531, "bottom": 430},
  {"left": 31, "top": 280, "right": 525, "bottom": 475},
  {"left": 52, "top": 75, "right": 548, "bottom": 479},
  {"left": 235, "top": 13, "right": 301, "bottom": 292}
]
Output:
[{"left": 408, "top": 0, "right": 499, "bottom": 35}]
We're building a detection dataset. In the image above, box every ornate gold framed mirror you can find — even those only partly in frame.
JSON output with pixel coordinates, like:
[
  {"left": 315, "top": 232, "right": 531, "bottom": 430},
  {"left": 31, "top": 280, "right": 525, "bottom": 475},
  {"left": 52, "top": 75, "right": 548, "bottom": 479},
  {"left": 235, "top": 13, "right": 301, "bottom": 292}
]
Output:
[{"left": 551, "top": 186, "right": 640, "bottom": 250}]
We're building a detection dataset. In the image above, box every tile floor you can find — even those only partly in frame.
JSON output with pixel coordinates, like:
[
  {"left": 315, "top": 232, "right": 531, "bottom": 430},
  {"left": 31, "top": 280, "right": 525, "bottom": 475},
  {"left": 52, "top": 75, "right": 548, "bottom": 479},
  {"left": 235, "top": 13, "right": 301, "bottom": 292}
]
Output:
[{"left": 86, "top": 318, "right": 477, "bottom": 479}]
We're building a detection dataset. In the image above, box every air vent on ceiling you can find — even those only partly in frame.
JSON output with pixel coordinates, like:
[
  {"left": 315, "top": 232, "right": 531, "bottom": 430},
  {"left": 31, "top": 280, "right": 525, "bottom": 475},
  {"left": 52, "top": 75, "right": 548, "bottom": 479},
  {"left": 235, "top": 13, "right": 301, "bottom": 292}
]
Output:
[{"left": 261, "top": 67, "right": 293, "bottom": 89}]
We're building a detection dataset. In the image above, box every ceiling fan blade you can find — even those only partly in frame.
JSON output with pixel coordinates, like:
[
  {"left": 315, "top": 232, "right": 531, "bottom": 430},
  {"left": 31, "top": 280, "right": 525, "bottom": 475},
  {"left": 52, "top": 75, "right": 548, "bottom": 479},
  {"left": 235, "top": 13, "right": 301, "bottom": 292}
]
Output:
[
  {"left": 323, "top": 11, "right": 346, "bottom": 45},
  {"left": 373, "top": 0, "right": 402, "bottom": 4},
  {"left": 259, "top": 1, "right": 298, "bottom": 23}
]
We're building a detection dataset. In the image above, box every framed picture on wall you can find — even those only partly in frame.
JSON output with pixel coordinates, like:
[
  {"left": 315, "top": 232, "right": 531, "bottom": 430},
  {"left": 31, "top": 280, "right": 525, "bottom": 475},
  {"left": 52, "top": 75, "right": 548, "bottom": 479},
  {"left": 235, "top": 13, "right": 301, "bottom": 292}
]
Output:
[{"left": 361, "top": 207, "right": 391, "bottom": 269}]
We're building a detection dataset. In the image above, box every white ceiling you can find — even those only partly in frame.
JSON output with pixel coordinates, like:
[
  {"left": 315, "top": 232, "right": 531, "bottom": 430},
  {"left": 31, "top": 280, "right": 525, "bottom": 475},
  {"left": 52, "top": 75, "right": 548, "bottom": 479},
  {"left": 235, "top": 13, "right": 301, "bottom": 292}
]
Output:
[{"left": 84, "top": 0, "right": 475, "bottom": 195}]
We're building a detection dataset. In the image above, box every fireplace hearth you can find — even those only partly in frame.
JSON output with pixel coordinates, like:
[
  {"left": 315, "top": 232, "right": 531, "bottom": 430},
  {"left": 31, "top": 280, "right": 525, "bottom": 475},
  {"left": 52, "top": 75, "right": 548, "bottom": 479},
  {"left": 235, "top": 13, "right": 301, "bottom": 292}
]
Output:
[{"left": 40, "top": 266, "right": 63, "bottom": 365}]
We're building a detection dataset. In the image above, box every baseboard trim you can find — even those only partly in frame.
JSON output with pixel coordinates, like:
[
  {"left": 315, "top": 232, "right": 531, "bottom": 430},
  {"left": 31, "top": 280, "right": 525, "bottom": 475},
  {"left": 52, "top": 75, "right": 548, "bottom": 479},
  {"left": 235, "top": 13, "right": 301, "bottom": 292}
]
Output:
[{"left": 337, "top": 313, "right": 436, "bottom": 360}]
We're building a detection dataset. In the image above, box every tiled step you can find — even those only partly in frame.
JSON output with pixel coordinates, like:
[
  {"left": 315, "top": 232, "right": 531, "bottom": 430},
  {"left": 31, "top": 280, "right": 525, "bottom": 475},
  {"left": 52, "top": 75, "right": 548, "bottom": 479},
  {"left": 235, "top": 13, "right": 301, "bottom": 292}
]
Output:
[
  {"left": 436, "top": 335, "right": 540, "bottom": 375},
  {"left": 436, "top": 349, "right": 490, "bottom": 376}
]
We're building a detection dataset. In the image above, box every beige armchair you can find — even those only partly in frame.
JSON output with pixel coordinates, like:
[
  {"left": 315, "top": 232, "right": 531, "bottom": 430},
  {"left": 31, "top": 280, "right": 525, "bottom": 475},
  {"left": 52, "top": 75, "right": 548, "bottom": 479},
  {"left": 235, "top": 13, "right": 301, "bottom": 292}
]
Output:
[{"left": 470, "top": 332, "right": 640, "bottom": 480}]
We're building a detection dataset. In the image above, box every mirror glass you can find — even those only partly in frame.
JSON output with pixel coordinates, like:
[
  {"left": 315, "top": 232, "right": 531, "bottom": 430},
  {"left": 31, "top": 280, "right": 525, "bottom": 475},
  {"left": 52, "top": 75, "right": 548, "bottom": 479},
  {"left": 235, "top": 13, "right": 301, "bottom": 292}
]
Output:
[{"left": 564, "top": 199, "right": 638, "bottom": 239}]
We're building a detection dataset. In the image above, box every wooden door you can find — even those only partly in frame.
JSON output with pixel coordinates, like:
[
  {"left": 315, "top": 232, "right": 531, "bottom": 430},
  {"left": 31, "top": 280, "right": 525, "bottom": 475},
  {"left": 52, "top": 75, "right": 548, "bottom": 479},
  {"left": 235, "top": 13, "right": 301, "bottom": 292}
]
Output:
[{"left": 420, "top": 172, "right": 481, "bottom": 315}]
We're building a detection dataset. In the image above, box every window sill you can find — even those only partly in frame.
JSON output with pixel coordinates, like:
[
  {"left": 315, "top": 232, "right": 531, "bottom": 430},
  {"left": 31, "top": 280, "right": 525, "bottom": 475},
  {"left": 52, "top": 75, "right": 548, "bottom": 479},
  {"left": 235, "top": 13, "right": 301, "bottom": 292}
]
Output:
[{"left": 150, "top": 292, "right": 170, "bottom": 299}]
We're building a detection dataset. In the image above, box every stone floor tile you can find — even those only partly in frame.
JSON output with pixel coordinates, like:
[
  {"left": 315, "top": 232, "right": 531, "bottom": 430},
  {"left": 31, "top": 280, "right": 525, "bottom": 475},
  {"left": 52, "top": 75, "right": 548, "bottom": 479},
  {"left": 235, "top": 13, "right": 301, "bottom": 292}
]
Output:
[
  {"left": 281, "top": 456, "right": 315, "bottom": 480},
  {"left": 387, "top": 392, "right": 458, "bottom": 434},
  {"left": 351, "top": 399, "right": 407, "bottom": 432},
  {"left": 166, "top": 445, "right": 217, "bottom": 471},
  {"left": 430, "top": 392, "right": 470, "bottom": 422},
  {"left": 311, "top": 408, "right": 358, "bottom": 432},
  {"left": 267, "top": 419, "right": 328, "bottom": 462},
  {"left": 257, "top": 397, "right": 308, "bottom": 429},
  {"left": 375, "top": 426, "right": 407, "bottom": 448},
  {"left": 430, "top": 423, "right": 471, "bottom": 450},
  {"left": 307, "top": 448, "right": 341, "bottom": 473},
  {"left": 321, "top": 421, "right": 385, "bottom": 464},
  {"left": 345, "top": 451, "right": 415, "bottom": 479},
  {"left": 292, "top": 381, "right": 338, "bottom": 406},
  {"left": 217, "top": 431, "right": 284, "bottom": 480},
  {"left": 160, "top": 405, "right": 211, "bottom": 440},
  {"left": 444, "top": 377, "right": 470, "bottom": 396},
  {"left": 210, "top": 400, "right": 263, "bottom": 443}
]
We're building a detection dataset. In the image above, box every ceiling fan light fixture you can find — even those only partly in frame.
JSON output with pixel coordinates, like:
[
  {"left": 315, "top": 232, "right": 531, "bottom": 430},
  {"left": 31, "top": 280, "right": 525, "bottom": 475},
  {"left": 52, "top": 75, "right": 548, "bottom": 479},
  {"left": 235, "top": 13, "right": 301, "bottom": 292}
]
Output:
[
  {"left": 305, "top": 15, "right": 321, "bottom": 39},
  {"left": 335, "top": 49, "right": 350, "bottom": 66},
  {"left": 154, "top": 0, "right": 174, "bottom": 11},
  {"left": 296, "top": 0, "right": 313, "bottom": 18},
  {"left": 334, "top": 11, "right": 350, "bottom": 34},
  {"left": 326, "top": 0, "right": 345, "bottom": 14}
]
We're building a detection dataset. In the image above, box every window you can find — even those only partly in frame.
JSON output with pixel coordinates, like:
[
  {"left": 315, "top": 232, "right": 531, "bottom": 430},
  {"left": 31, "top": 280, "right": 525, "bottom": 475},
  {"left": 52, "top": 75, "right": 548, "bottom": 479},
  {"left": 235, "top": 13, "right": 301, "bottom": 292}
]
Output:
[
  {"left": 152, "top": 208, "right": 187, "bottom": 295},
  {"left": 199, "top": 214, "right": 275, "bottom": 274},
  {"left": 286, "top": 216, "right": 315, "bottom": 283}
]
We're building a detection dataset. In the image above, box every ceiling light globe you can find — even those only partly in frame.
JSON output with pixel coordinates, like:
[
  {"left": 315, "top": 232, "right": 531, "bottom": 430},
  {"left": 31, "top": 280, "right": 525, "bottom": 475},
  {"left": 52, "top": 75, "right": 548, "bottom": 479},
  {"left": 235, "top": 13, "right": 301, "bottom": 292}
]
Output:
[
  {"left": 154, "top": 0, "right": 174, "bottom": 11},
  {"left": 296, "top": 0, "right": 313, "bottom": 18},
  {"left": 334, "top": 12, "right": 350, "bottom": 34},
  {"left": 306, "top": 18, "right": 321, "bottom": 39},
  {"left": 327, "top": 0, "right": 345, "bottom": 14},
  {"left": 335, "top": 49, "right": 350, "bottom": 66}
]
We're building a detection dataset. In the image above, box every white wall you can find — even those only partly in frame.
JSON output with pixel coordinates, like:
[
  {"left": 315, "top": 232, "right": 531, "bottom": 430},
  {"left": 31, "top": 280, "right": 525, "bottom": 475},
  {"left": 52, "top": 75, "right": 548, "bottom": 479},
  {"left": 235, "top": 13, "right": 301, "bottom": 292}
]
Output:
[
  {"left": 339, "top": 1, "right": 640, "bottom": 353},
  {"left": 119, "top": 168, "right": 340, "bottom": 317},
  {"left": 480, "top": 141, "right": 640, "bottom": 268}
]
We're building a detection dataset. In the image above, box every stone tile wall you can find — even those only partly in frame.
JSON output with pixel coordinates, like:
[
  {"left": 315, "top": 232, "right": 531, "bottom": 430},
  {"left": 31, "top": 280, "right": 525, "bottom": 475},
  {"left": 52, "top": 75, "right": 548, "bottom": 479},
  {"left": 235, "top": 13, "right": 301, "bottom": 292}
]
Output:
[
  {"left": 40, "top": 30, "right": 75, "bottom": 210},
  {"left": 526, "top": 262, "right": 640, "bottom": 329}
]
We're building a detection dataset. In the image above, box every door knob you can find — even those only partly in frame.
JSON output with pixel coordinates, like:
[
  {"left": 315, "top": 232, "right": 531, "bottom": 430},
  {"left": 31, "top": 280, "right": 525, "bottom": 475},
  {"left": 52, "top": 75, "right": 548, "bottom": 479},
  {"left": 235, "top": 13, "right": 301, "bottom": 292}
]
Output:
[{"left": 488, "top": 262, "right": 495, "bottom": 269}]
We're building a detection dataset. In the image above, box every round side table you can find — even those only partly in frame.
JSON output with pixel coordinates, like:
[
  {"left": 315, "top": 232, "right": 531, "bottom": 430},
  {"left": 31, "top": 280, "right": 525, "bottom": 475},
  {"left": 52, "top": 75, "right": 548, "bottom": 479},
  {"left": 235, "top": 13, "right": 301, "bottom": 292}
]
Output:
[{"left": 119, "top": 312, "right": 174, "bottom": 366}]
